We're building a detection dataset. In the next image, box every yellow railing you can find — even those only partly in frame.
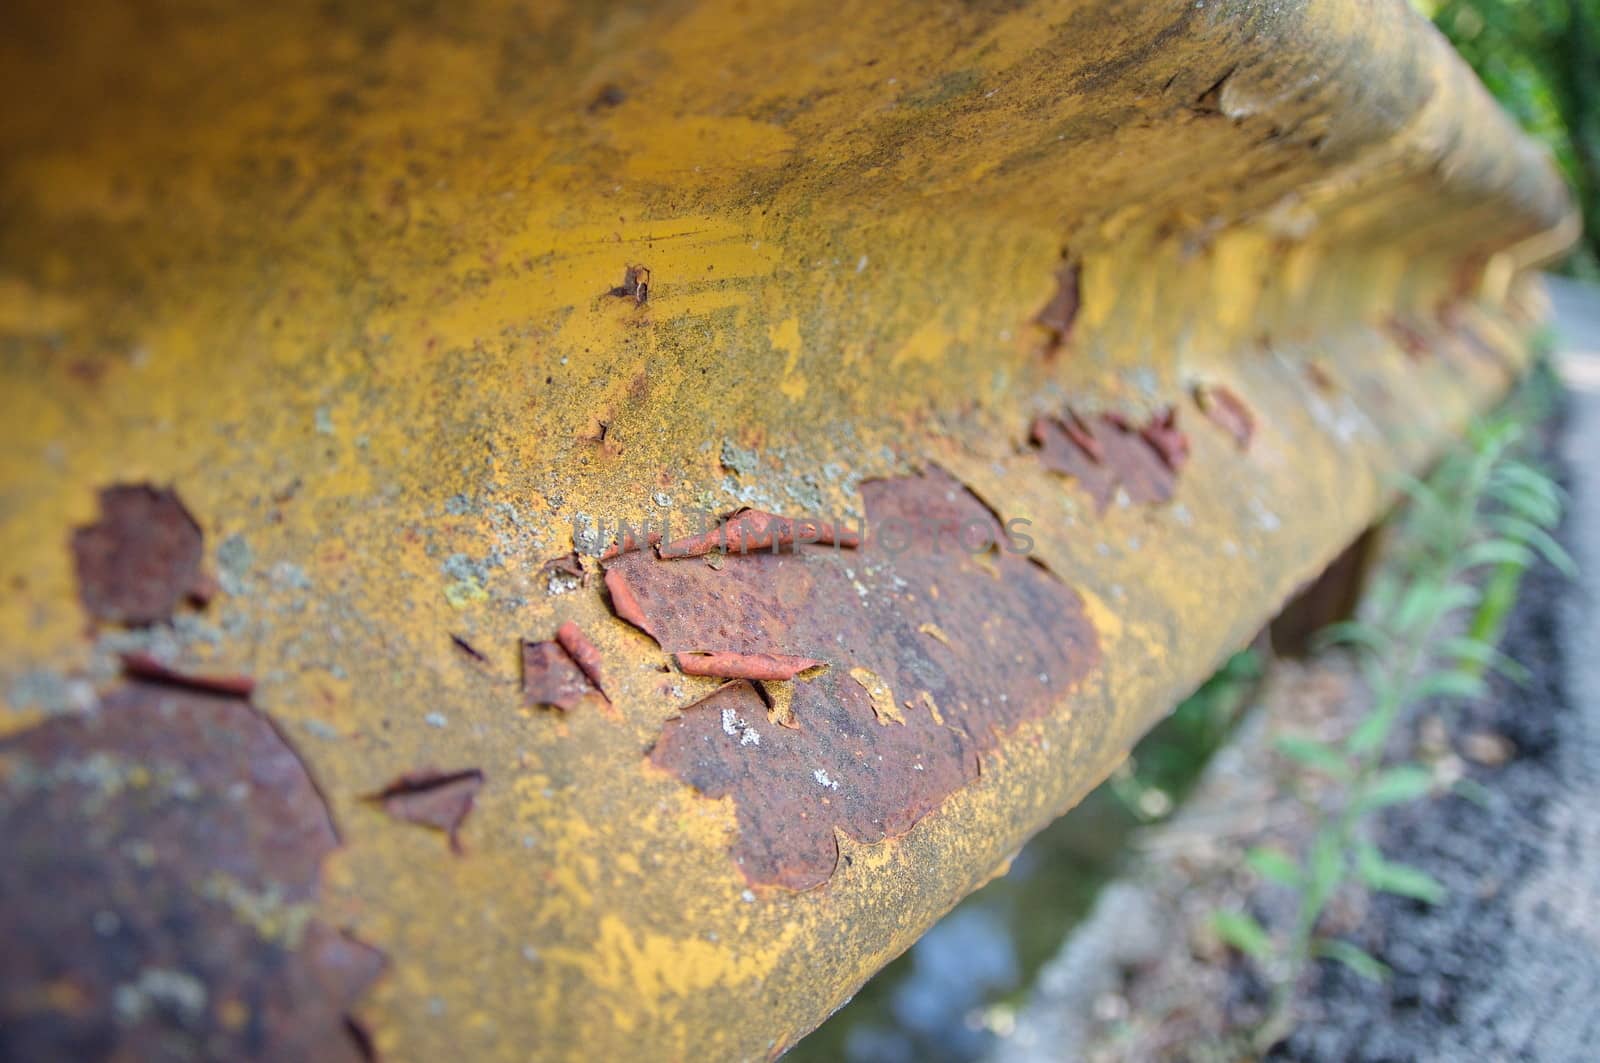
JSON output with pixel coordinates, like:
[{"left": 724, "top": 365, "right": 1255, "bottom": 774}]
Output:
[{"left": 0, "top": 0, "right": 1575, "bottom": 1059}]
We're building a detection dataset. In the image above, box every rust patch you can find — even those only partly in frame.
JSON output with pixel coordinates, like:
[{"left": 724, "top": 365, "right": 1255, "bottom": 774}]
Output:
[
  {"left": 675, "top": 651, "right": 823, "bottom": 681},
  {"left": 617, "top": 471, "right": 1100, "bottom": 889},
  {"left": 1194, "top": 384, "right": 1255, "bottom": 450},
  {"left": 1030, "top": 415, "right": 1116, "bottom": 510},
  {"left": 1131, "top": 408, "right": 1189, "bottom": 473},
  {"left": 71, "top": 484, "right": 206, "bottom": 625},
  {"left": 370, "top": 769, "right": 484, "bottom": 853},
  {"left": 1305, "top": 360, "right": 1338, "bottom": 393},
  {"left": 608, "top": 264, "right": 651, "bottom": 305},
  {"left": 554, "top": 621, "right": 608, "bottom": 697},
  {"left": 521, "top": 635, "right": 599, "bottom": 711},
  {"left": 658, "top": 509, "right": 861, "bottom": 559},
  {"left": 0, "top": 680, "right": 383, "bottom": 1060},
  {"left": 1030, "top": 408, "right": 1182, "bottom": 510},
  {"left": 1386, "top": 316, "right": 1430, "bottom": 360},
  {"left": 1034, "top": 260, "right": 1080, "bottom": 350},
  {"left": 120, "top": 652, "right": 256, "bottom": 697}
]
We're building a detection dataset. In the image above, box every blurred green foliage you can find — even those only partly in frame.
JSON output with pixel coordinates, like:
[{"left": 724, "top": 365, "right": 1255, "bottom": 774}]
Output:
[{"left": 1417, "top": 0, "right": 1600, "bottom": 277}]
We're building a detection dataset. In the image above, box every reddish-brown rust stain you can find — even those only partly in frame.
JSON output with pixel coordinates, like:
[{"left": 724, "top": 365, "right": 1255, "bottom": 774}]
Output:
[
  {"left": 604, "top": 568, "right": 654, "bottom": 637},
  {"left": 614, "top": 471, "right": 1101, "bottom": 890},
  {"left": 555, "top": 621, "right": 608, "bottom": 698},
  {"left": 119, "top": 651, "right": 257, "bottom": 697},
  {"left": 1035, "top": 261, "right": 1080, "bottom": 351},
  {"left": 370, "top": 769, "right": 485, "bottom": 853},
  {"left": 1305, "top": 360, "right": 1337, "bottom": 394},
  {"left": 674, "top": 651, "right": 823, "bottom": 681},
  {"left": 657, "top": 509, "right": 861, "bottom": 559},
  {"left": 608, "top": 264, "right": 651, "bottom": 305},
  {"left": 1031, "top": 416, "right": 1116, "bottom": 510},
  {"left": 1386, "top": 316, "right": 1430, "bottom": 360},
  {"left": 71, "top": 484, "right": 206, "bottom": 625},
  {"left": 1030, "top": 408, "right": 1182, "bottom": 510},
  {"left": 1130, "top": 408, "right": 1189, "bottom": 472},
  {"left": 0, "top": 680, "right": 384, "bottom": 1060},
  {"left": 1194, "top": 384, "right": 1256, "bottom": 450},
  {"left": 521, "top": 637, "right": 598, "bottom": 711}
]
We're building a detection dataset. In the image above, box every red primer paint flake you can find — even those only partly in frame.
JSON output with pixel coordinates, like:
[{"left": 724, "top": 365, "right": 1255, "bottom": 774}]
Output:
[
  {"left": 119, "top": 652, "right": 257, "bottom": 697},
  {"left": 554, "top": 622, "right": 608, "bottom": 697},
  {"left": 674, "top": 652, "right": 823, "bottom": 681},
  {"left": 371, "top": 769, "right": 485, "bottom": 853}
]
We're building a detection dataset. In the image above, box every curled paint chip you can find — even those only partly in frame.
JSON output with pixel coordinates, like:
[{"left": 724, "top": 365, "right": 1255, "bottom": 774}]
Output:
[
  {"left": 71, "top": 484, "right": 206, "bottom": 625},
  {"left": 120, "top": 651, "right": 257, "bottom": 697},
  {"left": 0, "top": 680, "right": 383, "bottom": 1060},
  {"left": 371, "top": 769, "right": 485, "bottom": 853},
  {"left": 521, "top": 635, "right": 599, "bottom": 711},
  {"left": 675, "top": 651, "right": 823, "bottom": 681},
  {"left": 657, "top": 510, "right": 861, "bottom": 559},
  {"left": 555, "top": 621, "right": 608, "bottom": 697},
  {"left": 1194, "top": 384, "right": 1256, "bottom": 450}
]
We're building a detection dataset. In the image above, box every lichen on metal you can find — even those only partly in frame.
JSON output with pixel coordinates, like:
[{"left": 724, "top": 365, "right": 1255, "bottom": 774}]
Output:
[{"left": 0, "top": 0, "right": 1576, "bottom": 1059}]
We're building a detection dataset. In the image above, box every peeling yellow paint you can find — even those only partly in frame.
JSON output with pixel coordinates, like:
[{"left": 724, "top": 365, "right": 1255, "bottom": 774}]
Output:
[{"left": 849, "top": 667, "right": 905, "bottom": 726}]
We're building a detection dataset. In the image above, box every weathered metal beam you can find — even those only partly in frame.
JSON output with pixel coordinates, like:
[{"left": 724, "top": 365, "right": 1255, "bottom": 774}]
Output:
[{"left": 0, "top": 0, "right": 1575, "bottom": 1059}]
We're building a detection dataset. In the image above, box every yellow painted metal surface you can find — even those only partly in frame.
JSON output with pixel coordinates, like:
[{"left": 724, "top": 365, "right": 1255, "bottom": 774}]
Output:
[{"left": 0, "top": 0, "right": 1575, "bottom": 1059}]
